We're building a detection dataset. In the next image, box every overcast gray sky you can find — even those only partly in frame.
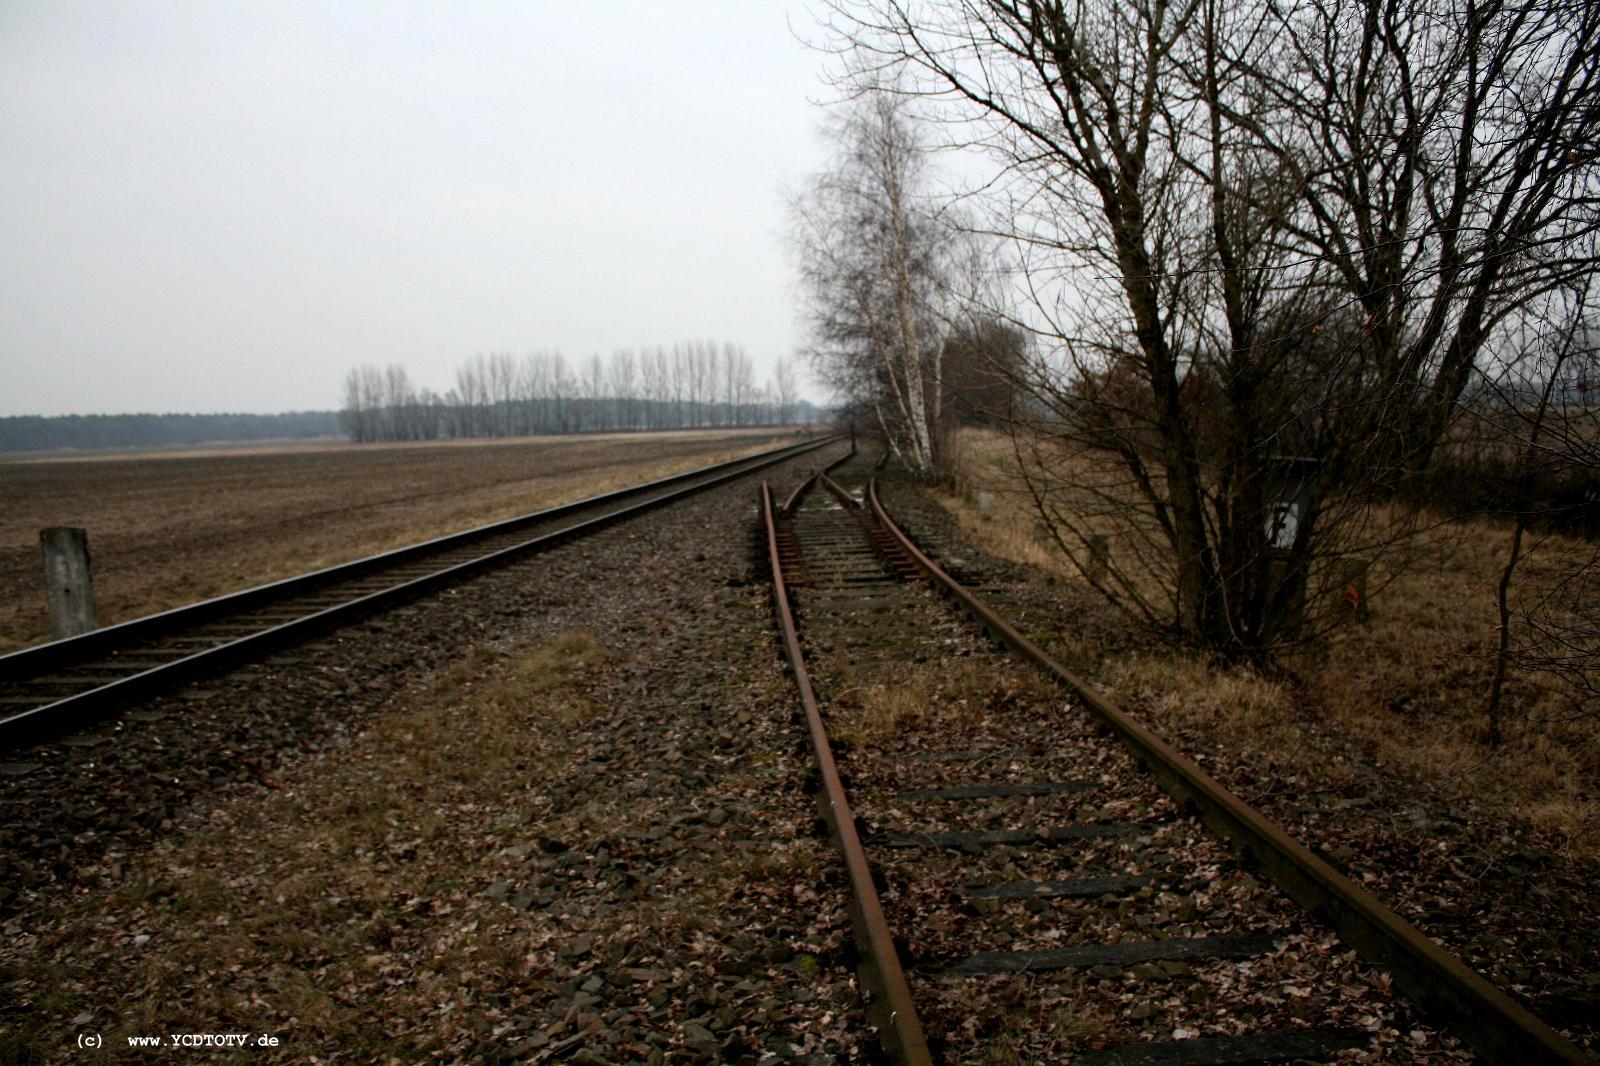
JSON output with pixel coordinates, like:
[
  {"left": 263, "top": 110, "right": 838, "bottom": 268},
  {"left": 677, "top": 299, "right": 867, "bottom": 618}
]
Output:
[{"left": 0, "top": 2, "right": 832, "bottom": 417}]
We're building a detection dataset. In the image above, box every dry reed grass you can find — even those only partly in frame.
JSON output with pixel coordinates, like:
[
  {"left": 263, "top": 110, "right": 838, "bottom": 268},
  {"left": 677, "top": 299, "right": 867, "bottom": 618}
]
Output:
[{"left": 935, "top": 428, "right": 1600, "bottom": 858}]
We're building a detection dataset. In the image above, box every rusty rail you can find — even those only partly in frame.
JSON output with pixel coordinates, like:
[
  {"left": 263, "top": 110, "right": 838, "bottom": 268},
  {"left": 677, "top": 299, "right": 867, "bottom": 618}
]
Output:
[
  {"left": 781, "top": 444, "right": 858, "bottom": 515},
  {"left": 782, "top": 472, "right": 818, "bottom": 514},
  {"left": 761, "top": 479, "right": 933, "bottom": 1064},
  {"left": 864, "top": 477, "right": 1592, "bottom": 1066}
]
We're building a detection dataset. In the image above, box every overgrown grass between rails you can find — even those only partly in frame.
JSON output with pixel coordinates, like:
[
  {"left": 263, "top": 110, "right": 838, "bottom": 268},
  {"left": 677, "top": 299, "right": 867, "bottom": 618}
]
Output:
[
  {"left": 935, "top": 427, "right": 1600, "bottom": 859},
  {"left": 0, "top": 629, "right": 611, "bottom": 1062},
  {"left": 828, "top": 656, "right": 1054, "bottom": 749}
]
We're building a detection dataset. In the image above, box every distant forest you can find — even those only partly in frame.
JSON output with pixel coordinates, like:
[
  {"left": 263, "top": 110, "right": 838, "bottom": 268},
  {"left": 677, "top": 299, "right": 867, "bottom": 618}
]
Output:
[
  {"left": 339, "top": 342, "right": 815, "bottom": 442},
  {"left": 0, "top": 411, "right": 342, "bottom": 453}
]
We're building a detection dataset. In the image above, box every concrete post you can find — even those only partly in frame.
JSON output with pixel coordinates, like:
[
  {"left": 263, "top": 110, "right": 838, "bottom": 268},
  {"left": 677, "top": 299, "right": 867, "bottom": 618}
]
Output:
[
  {"left": 1087, "top": 534, "right": 1110, "bottom": 585},
  {"left": 40, "top": 527, "right": 98, "bottom": 640}
]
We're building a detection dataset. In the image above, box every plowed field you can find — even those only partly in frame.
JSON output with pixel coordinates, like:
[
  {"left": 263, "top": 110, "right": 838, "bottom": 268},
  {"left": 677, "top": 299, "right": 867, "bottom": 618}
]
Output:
[{"left": 0, "top": 428, "right": 802, "bottom": 653}]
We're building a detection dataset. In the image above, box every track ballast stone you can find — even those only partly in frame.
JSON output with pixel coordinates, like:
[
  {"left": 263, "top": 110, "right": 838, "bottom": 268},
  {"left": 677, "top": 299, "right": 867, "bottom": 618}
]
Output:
[{"left": 0, "top": 447, "right": 872, "bottom": 1063}]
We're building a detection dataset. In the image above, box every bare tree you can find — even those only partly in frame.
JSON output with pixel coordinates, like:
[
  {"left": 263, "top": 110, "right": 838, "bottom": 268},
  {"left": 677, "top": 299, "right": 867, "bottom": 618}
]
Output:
[
  {"left": 815, "top": 0, "right": 1600, "bottom": 658},
  {"left": 340, "top": 336, "right": 784, "bottom": 441},
  {"left": 677, "top": 346, "right": 695, "bottom": 427},
  {"left": 518, "top": 351, "right": 547, "bottom": 435},
  {"left": 695, "top": 343, "right": 714, "bottom": 426},
  {"left": 940, "top": 316, "right": 1026, "bottom": 426},
  {"left": 774, "top": 356, "right": 801, "bottom": 425},
  {"left": 609, "top": 349, "right": 638, "bottom": 429},
  {"left": 791, "top": 88, "right": 952, "bottom": 475},
  {"left": 454, "top": 355, "right": 490, "bottom": 438},
  {"left": 1264, "top": 0, "right": 1600, "bottom": 472},
  {"left": 1474, "top": 282, "right": 1600, "bottom": 744},
  {"left": 339, "top": 364, "right": 419, "bottom": 442},
  {"left": 483, "top": 353, "right": 514, "bottom": 437},
  {"left": 551, "top": 353, "right": 575, "bottom": 432},
  {"left": 639, "top": 347, "right": 665, "bottom": 429},
  {"left": 339, "top": 367, "right": 371, "bottom": 442},
  {"left": 723, "top": 344, "right": 755, "bottom": 426}
]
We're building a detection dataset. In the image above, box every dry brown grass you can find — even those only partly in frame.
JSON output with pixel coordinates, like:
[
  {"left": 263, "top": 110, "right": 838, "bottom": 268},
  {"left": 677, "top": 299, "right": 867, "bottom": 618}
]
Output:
[
  {"left": 0, "top": 428, "right": 796, "bottom": 653},
  {"left": 936, "top": 427, "right": 1600, "bottom": 858},
  {"left": 827, "top": 655, "right": 1054, "bottom": 750},
  {"left": 837, "top": 678, "right": 934, "bottom": 745}
]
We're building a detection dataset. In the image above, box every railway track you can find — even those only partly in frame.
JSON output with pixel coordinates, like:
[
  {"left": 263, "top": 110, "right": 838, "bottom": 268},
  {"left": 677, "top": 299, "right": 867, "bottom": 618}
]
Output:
[
  {"left": 762, "top": 454, "right": 1590, "bottom": 1064},
  {"left": 0, "top": 433, "right": 844, "bottom": 749}
]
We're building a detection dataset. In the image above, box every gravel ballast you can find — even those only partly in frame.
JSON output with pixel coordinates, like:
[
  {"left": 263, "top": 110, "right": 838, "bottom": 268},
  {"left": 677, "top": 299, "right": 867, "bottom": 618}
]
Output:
[{"left": 1, "top": 445, "right": 871, "bottom": 1063}]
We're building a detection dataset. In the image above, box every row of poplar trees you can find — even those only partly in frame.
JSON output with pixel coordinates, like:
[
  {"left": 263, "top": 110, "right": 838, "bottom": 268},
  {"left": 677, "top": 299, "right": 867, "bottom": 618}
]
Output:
[{"left": 340, "top": 343, "right": 803, "bottom": 443}]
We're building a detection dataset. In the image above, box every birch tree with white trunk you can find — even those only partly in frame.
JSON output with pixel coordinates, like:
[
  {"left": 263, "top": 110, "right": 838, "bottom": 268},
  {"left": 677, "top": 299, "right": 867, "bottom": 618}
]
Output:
[{"left": 791, "top": 89, "right": 951, "bottom": 475}]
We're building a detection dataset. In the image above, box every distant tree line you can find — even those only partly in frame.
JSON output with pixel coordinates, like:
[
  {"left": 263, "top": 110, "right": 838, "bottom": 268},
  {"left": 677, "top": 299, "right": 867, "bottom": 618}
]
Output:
[
  {"left": 339, "top": 342, "right": 810, "bottom": 443},
  {"left": 0, "top": 411, "right": 341, "bottom": 453}
]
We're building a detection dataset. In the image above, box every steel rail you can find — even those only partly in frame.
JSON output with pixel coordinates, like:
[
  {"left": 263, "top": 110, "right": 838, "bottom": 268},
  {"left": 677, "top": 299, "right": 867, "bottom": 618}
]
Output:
[
  {"left": 0, "top": 435, "right": 843, "bottom": 748},
  {"left": 781, "top": 472, "right": 819, "bottom": 515},
  {"left": 818, "top": 473, "right": 860, "bottom": 508},
  {"left": 760, "top": 479, "right": 934, "bottom": 1065},
  {"left": 864, "top": 477, "right": 1592, "bottom": 1066},
  {"left": 781, "top": 449, "right": 858, "bottom": 515}
]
